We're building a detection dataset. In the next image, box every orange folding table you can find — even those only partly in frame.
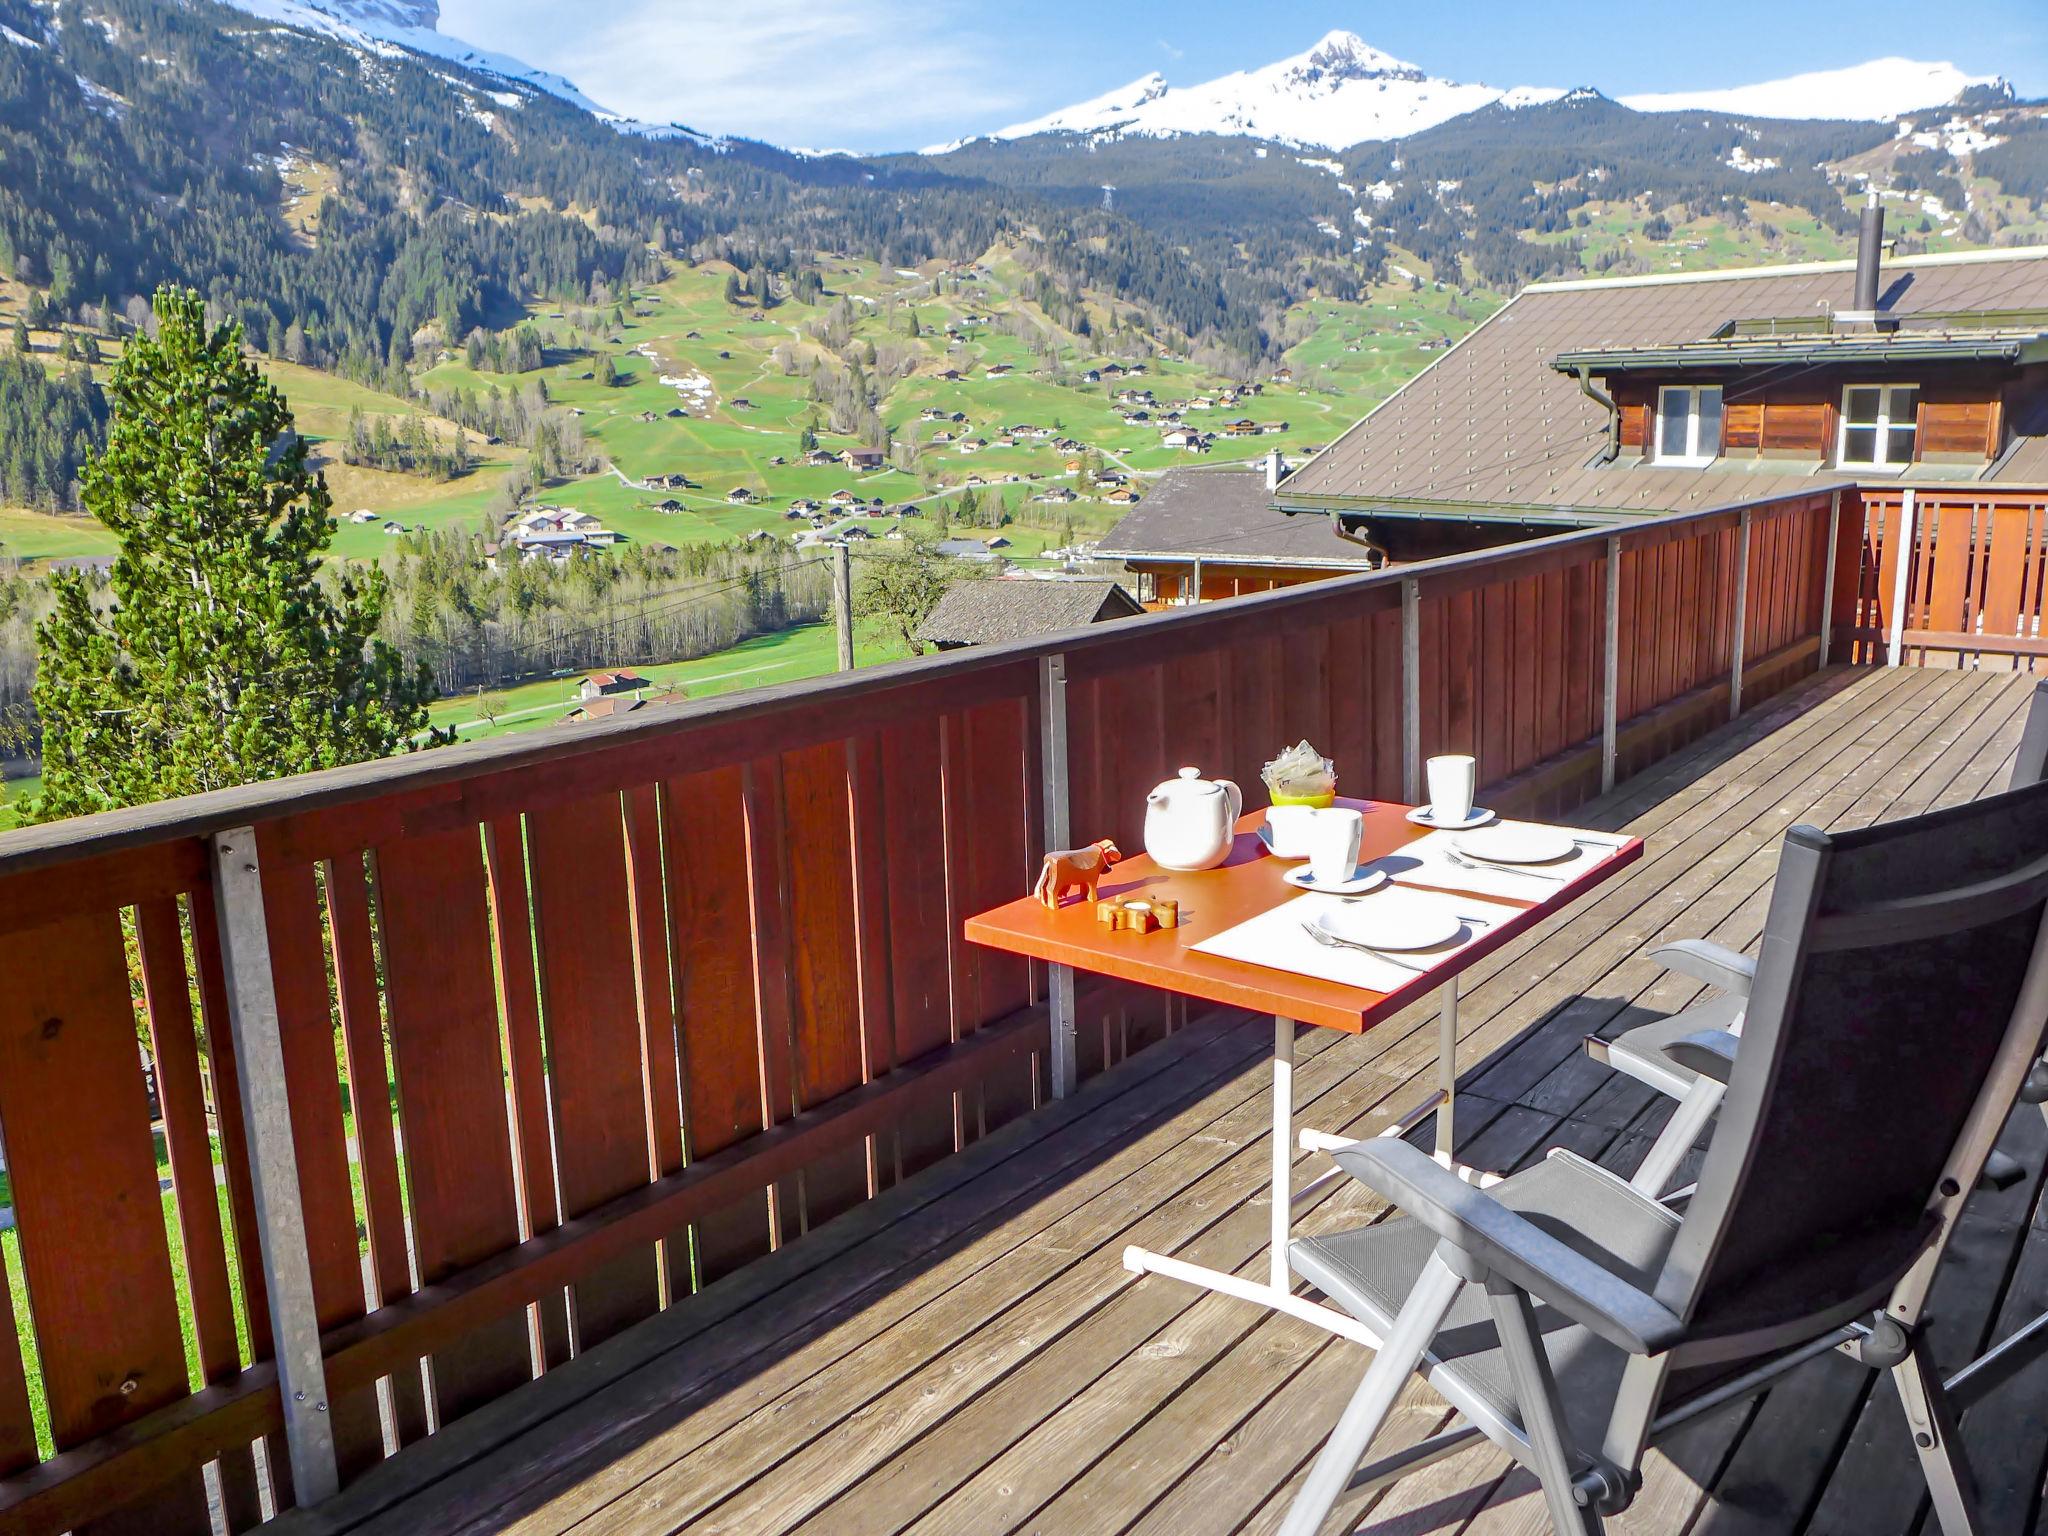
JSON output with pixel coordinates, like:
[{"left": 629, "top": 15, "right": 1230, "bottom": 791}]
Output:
[{"left": 966, "top": 798, "right": 1643, "bottom": 1345}]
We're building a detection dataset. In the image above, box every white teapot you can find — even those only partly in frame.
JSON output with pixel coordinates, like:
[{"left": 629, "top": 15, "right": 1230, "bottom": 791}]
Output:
[{"left": 1144, "top": 766, "right": 1243, "bottom": 871}]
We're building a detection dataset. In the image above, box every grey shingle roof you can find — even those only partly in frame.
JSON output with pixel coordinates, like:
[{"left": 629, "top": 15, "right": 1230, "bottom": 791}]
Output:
[
  {"left": 917, "top": 579, "right": 1144, "bottom": 647},
  {"left": 1095, "top": 467, "right": 1377, "bottom": 567},
  {"left": 1278, "top": 248, "right": 2048, "bottom": 519}
]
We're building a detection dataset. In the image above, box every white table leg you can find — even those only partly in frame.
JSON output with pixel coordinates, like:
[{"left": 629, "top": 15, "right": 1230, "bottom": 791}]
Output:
[
  {"left": 1272, "top": 1014, "right": 1295, "bottom": 1292},
  {"left": 1436, "top": 976, "right": 1458, "bottom": 1159}
]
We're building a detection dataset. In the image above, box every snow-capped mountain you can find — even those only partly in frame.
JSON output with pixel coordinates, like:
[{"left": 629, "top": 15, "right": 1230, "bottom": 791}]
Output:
[
  {"left": 1620, "top": 58, "right": 2000, "bottom": 121},
  {"left": 940, "top": 30, "right": 1559, "bottom": 153},
  {"left": 217, "top": 0, "right": 716, "bottom": 140},
  {"left": 950, "top": 31, "right": 2001, "bottom": 155}
]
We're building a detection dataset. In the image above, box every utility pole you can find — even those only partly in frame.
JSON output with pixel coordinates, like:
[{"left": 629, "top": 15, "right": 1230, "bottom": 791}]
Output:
[{"left": 832, "top": 542, "right": 854, "bottom": 672}]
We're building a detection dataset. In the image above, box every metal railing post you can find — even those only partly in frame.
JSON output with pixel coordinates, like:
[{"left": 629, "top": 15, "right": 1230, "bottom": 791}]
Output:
[
  {"left": 209, "top": 828, "right": 340, "bottom": 1506},
  {"left": 1888, "top": 488, "right": 1918, "bottom": 667},
  {"left": 1730, "top": 507, "right": 1753, "bottom": 721},
  {"left": 1401, "top": 578, "right": 1421, "bottom": 804},
  {"left": 1819, "top": 489, "right": 1842, "bottom": 668},
  {"left": 1038, "top": 655, "right": 1077, "bottom": 1099},
  {"left": 1601, "top": 536, "right": 1621, "bottom": 795}
]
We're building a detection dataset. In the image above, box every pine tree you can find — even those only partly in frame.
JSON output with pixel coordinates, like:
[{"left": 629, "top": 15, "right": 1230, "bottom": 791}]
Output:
[
  {"left": 29, "top": 287, "right": 441, "bottom": 821},
  {"left": 596, "top": 352, "right": 618, "bottom": 387},
  {"left": 10, "top": 320, "right": 27, "bottom": 356}
]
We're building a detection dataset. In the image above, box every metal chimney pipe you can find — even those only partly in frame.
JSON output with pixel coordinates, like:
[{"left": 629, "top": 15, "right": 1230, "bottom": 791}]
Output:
[{"left": 1853, "top": 193, "right": 1885, "bottom": 317}]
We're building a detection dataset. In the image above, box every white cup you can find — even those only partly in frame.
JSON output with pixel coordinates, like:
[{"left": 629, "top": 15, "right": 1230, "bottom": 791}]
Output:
[
  {"left": 1264, "top": 804, "right": 1315, "bottom": 858},
  {"left": 1309, "top": 807, "right": 1364, "bottom": 886},
  {"left": 1426, "top": 754, "right": 1476, "bottom": 823}
]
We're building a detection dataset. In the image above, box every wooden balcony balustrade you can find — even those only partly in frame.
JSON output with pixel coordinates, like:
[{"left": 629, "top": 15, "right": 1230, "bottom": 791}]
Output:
[
  {"left": 0, "top": 485, "right": 1846, "bottom": 1534},
  {"left": 1841, "top": 485, "right": 2048, "bottom": 666}
]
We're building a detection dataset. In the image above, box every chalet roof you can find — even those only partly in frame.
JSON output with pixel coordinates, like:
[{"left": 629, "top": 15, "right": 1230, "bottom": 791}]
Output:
[
  {"left": 1552, "top": 326, "right": 2048, "bottom": 373},
  {"left": 1095, "top": 467, "right": 1376, "bottom": 569},
  {"left": 916, "top": 579, "right": 1144, "bottom": 648},
  {"left": 1278, "top": 247, "right": 2048, "bottom": 523}
]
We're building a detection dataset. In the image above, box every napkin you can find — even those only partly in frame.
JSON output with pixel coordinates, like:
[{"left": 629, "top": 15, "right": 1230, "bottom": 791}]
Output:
[
  {"left": 1368, "top": 822, "right": 1627, "bottom": 902},
  {"left": 1191, "top": 886, "right": 1519, "bottom": 994}
]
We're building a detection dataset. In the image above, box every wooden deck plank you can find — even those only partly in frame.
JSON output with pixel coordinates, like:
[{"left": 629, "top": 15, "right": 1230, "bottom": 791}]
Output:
[
  {"left": 276, "top": 668, "right": 2048, "bottom": 1536},
  {"left": 597, "top": 674, "right": 1976, "bottom": 1536},
  {"left": 291, "top": 1009, "right": 1280, "bottom": 1534}
]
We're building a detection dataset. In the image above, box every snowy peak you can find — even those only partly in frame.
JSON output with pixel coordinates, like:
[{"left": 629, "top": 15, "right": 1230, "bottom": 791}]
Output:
[
  {"left": 956, "top": 30, "right": 1558, "bottom": 152},
  {"left": 1282, "top": 30, "right": 1429, "bottom": 89},
  {"left": 1621, "top": 57, "right": 1999, "bottom": 120},
  {"left": 956, "top": 35, "right": 2003, "bottom": 156}
]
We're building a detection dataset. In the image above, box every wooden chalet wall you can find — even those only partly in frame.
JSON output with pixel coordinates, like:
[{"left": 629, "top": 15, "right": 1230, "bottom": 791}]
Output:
[
  {"left": 0, "top": 487, "right": 1841, "bottom": 1533},
  {"left": 1616, "top": 375, "right": 2017, "bottom": 466}
]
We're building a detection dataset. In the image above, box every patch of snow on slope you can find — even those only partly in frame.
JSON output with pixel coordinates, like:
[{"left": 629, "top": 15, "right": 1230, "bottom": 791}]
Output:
[{"left": 1621, "top": 58, "right": 1994, "bottom": 120}]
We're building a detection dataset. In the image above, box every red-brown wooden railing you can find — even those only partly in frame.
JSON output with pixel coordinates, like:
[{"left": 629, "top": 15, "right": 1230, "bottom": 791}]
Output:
[
  {"left": 0, "top": 486, "right": 1839, "bottom": 1533},
  {"left": 1840, "top": 485, "right": 2048, "bottom": 667}
]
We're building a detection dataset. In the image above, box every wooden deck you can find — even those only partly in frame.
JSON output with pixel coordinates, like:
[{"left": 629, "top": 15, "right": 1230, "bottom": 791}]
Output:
[{"left": 285, "top": 664, "right": 2048, "bottom": 1536}]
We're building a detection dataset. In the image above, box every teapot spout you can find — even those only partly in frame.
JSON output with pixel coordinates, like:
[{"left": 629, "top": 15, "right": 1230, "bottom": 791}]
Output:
[{"left": 1146, "top": 790, "right": 1169, "bottom": 808}]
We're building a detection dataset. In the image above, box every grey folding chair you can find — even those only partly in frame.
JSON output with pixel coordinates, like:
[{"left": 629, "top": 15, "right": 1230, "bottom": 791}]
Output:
[
  {"left": 1590, "top": 676, "right": 2048, "bottom": 1199},
  {"left": 1278, "top": 775, "right": 2048, "bottom": 1536}
]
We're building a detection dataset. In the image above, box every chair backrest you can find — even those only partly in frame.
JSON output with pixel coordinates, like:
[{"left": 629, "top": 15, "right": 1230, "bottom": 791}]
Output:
[
  {"left": 1654, "top": 776, "right": 2048, "bottom": 1364},
  {"left": 2014, "top": 679, "right": 2048, "bottom": 791}
]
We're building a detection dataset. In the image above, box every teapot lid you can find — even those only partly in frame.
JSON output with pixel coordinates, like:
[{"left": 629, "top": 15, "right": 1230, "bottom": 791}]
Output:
[{"left": 1154, "top": 765, "right": 1221, "bottom": 797}]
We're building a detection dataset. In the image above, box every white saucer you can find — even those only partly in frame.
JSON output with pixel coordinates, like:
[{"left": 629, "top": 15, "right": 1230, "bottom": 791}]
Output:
[
  {"left": 1405, "top": 805, "right": 1496, "bottom": 830},
  {"left": 1284, "top": 866, "right": 1388, "bottom": 896}
]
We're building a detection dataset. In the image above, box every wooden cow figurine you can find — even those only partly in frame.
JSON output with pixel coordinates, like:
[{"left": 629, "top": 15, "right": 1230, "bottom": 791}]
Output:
[{"left": 1034, "top": 839, "right": 1122, "bottom": 909}]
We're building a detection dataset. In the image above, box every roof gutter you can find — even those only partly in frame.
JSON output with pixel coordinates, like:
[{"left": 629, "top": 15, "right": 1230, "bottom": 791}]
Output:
[{"left": 1575, "top": 364, "right": 1621, "bottom": 465}]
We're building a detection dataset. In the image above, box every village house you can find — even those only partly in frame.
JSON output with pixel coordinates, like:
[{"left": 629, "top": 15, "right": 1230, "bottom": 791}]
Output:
[
  {"left": 915, "top": 577, "right": 1145, "bottom": 650},
  {"left": 1273, "top": 220, "right": 2048, "bottom": 563},
  {"left": 561, "top": 690, "right": 684, "bottom": 725},
  {"left": 934, "top": 537, "right": 1002, "bottom": 562},
  {"left": 725, "top": 486, "right": 758, "bottom": 504},
  {"left": 1096, "top": 456, "right": 1375, "bottom": 606},
  {"left": 843, "top": 448, "right": 886, "bottom": 470},
  {"left": 578, "top": 669, "right": 649, "bottom": 702}
]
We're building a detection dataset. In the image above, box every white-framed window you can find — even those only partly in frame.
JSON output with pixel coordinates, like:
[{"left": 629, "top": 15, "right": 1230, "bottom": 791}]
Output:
[
  {"left": 1654, "top": 385, "right": 1723, "bottom": 466},
  {"left": 1837, "top": 384, "right": 1920, "bottom": 470}
]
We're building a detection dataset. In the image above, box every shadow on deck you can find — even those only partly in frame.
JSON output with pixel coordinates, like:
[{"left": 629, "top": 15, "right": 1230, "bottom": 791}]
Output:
[{"left": 284, "top": 664, "right": 2048, "bottom": 1536}]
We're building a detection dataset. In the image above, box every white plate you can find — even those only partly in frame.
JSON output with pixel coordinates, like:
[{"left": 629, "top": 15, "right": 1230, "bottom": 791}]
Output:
[
  {"left": 1283, "top": 866, "right": 1388, "bottom": 896},
  {"left": 1404, "top": 805, "right": 1496, "bottom": 830},
  {"left": 1455, "top": 825, "right": 1575, "bottom": 864},
  {"left": 1315, "top": 901, "right": 1464, "bottom": 952}
]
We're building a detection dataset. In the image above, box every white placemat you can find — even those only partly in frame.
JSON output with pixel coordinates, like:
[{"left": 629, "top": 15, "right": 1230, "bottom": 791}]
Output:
[
  {"left": 1364, "top": 821, "right": 1628, "bottom": 901},
  {"left": 1191, "top": 886, "right": 1520, "bottom": 994}
]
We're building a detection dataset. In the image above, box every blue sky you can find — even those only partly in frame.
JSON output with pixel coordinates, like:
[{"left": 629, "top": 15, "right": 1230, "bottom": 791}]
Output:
[{"left": 438, "top": 0, "right": 2045, "bottom": 151}]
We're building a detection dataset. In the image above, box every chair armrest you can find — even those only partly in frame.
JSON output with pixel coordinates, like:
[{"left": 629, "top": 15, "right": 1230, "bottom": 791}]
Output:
[
  {"left": 1330, "top": 1140, "right": 1686, "bottom": 1356},
  {"left": 1662, "top": 1030, "right": 1741, "bottom": 1086},
  {"left": 1649, "top": 939, "right": 1754, "bottom": 997}
]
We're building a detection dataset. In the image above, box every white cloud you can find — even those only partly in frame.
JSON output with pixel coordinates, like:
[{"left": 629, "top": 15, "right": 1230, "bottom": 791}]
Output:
[
  {"left": 436, "top": 0, "right": 1026, "bottom": 147},
  {"left": 1156, "top": 38, "right": 1183, "bottom": 61}
]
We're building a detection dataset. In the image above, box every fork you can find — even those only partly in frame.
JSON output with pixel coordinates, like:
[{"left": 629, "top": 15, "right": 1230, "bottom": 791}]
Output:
[{"left": 1300, "top": 921, "right": 1427, "bottom": 973}]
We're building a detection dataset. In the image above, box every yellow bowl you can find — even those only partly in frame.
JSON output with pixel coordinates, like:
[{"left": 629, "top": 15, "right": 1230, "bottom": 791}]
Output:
[{"left": 1268, "top": 787, "right": 1336, "bottom": 809}]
